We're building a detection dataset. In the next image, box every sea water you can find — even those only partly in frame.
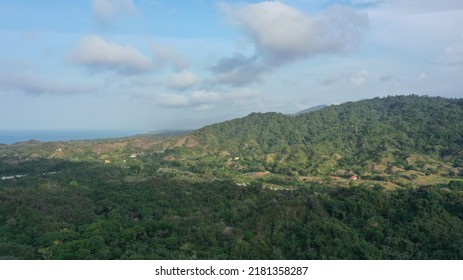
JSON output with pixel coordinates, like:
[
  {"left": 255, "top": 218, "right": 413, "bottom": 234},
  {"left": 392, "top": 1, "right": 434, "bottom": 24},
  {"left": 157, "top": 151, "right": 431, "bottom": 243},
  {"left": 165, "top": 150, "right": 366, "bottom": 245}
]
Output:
[{"left": 0, "top": 130, "right": 143, "bottom": 145}]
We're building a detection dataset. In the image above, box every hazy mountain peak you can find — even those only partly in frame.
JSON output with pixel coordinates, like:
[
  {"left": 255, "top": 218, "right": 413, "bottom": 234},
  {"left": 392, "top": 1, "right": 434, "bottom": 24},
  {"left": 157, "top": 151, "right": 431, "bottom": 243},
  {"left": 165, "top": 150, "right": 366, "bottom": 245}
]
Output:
[{"left": 293, "top": 105, "right": 328, "bottom": 115}]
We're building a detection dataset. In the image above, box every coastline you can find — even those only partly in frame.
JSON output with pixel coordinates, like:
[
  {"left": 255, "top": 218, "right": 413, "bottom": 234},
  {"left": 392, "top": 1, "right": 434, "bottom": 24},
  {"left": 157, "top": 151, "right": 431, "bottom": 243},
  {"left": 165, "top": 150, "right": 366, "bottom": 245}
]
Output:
[{"left": 0, "top": 130, "right": 143, "bottom": 145}]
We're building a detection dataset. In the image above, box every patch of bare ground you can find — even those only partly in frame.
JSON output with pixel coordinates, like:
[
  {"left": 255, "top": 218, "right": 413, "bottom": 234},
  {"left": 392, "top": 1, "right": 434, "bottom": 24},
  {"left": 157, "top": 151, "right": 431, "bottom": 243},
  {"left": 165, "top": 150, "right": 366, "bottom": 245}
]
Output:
[
  {"left": 373, "top": 165, "right": 387, "bottom": 173},
  {"left": 184, "top": 136, "right": 198, "bottom": 147},
  {"left": 163, "top": 155, "right": 176, "bottom": 161},
  {"left": 30, "top": 153, "right": 40, "bottom": 159},
  {"left": 174, "top": 136, "right": 199, "bottom": 148},
  {"left": 130, "top": 138, "right": 164, "bottom": 149},
  {"left": 391, "top": 166, "right": 405, "bottom": 173},
  {"left": 175, "top": 138, "right": 186, "bottom": 147}
]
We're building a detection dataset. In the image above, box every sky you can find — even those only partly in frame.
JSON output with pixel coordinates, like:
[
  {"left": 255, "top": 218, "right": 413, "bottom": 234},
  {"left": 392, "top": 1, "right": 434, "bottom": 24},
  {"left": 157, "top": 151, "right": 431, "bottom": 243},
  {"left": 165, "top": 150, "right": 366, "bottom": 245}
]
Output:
[{"left": 0, "top": 0, "right": 462, "bottom": 132}]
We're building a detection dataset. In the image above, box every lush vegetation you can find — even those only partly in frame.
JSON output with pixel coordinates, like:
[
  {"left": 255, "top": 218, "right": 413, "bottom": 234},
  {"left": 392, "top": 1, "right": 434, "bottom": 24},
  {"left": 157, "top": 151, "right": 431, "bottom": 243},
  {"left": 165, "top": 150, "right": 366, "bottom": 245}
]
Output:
[
  {"left": 1, "top": 163, "right": 463, "bottom": 260},
  {"left": 1, "top": 95, "right": 463, "bottom": 259},
  {"left": 190, "top": 95, "right": 463, "bottom": 177}
]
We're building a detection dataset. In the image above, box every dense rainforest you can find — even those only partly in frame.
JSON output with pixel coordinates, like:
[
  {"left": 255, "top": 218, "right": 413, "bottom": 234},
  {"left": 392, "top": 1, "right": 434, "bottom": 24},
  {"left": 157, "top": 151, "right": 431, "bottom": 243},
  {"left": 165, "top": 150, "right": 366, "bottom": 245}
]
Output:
[
  {"left": 1, "top": 95, "right": 463, "bottom": 259},
  {"left": 190, "top": 95, "right": 463, "bottom": 177}
]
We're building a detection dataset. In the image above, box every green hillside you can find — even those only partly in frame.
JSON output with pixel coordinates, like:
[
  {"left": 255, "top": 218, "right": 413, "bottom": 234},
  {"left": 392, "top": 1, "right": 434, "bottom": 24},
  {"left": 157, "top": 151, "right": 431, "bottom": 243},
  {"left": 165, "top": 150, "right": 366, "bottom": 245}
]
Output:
[
  {"left": 1, "top": 95, "right": 463, "bottom": 260},
  {"left": 175, "top": 95, "right": 463, "bottom": 180}
]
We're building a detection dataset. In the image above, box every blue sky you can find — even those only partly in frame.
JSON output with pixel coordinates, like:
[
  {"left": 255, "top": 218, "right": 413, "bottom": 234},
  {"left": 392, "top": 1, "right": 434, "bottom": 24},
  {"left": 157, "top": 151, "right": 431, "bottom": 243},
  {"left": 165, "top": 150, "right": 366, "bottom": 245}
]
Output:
[{"left": 1, "top": 0, "right": 462, "bottom": 131}]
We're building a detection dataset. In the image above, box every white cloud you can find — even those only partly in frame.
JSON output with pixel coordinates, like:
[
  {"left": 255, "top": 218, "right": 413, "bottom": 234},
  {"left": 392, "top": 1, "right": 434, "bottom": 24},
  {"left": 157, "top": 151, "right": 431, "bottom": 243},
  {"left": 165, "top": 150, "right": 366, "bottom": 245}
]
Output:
[
  {"left": 69, "top": 35, "right": 152, "bottom": 74},
  {"left": 226, "top": 88, "right": 260, "bottom": 102},
  {"left": 419, "top": 72, "right": 427, "bottom": 80},
  {"left": 155, "top": 93, "right": 190, "bottom": 107},
  {"left": 213, "top": 2, "right": 369, "bottom": 86},
  {"left": 168, "top": 71, "right": 201, "bottom": 91},
  {"left": 92, "top": 0, "right": 137, "bottom": 22},
  {"left": 210, "top": 53, "right": 267, "bottom": 86},
  {"left": 221, "top": 2, "right": 368, "bottom": 58},
  {"left": 190, "top": 90, "right": 221, "bottom": 105},
  {"left": 351, "top": 70, "right": 369, "bottom": 88},
  {"left": 138, "top": 87, "right": 260, "bottom": 110},
  {"left": 0, "top": 72, "right": 99, "bottom": 96},
  {"left": 222, "top": 1, "right": 317, "bottom": 59},
  {"left": 318, "top": 5, "right": 370, "bottom": 54},
  {"left": 145, "top": 91, "right": 220, "bottom": 109}
]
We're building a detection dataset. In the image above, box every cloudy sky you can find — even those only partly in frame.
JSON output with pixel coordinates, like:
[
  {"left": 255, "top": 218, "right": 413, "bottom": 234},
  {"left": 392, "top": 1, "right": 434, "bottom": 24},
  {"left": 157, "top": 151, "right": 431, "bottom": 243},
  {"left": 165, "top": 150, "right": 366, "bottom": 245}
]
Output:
[{"left": 1, "top": 0, "right": 462, "bottom": 131}]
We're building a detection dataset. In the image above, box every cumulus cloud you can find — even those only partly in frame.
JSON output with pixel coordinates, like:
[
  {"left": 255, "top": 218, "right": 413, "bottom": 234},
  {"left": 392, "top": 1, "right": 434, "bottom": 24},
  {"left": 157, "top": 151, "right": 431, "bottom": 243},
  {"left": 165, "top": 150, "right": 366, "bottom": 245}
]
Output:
[
  {"left": 213, "top": 2, "right": 369, "bottom": 86},
  {"left": 0, "top": 72, "right": 99, "bottom": 96},
  {"left": 221, "top": 1, "right": 317, "bottom": 59},
  {"left": 151, "top": 90, "right": 220, "bottom": 108},
  {"left": 92, "top": 0, "right": 137, "bottom": 22},
  {"left": 190, "top": 90, "right": 221, "bottom": 105},
  {"left": 226, "top": 88, "right": 260, "bottom": 102},
  {"left": 222, "top": 88, "right": 262, "bottom": 107},
  {"left": 138, "top": 88, "right": 260, "bottom": 110},
  {"left": 210, "top": 53, "right": 268, "bottom": 86},
  {"left": 168, "top": 71, "right": 201, "bottom": 91},
  {"left": 155, "top": 93, "right": 190, "bottom": 107},
  {"left": 351, "top": 70, "right": 369, "bottom": 88},
  {"left": 69, "top": 35, "right": 153, "bottom": 74}
]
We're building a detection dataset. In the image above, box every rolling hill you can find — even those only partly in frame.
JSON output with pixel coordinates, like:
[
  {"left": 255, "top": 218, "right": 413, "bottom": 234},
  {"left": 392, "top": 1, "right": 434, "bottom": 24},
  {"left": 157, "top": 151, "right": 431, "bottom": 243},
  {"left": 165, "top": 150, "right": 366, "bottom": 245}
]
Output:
[
  {"left": 1, "top": 95, "right": 463, "bottom": 260},
  {"left": 171, "top": 95, "right": 463, "bottom": 181},
  {"left": 2, "top": 95, "right": 462, "bottom": 187}
]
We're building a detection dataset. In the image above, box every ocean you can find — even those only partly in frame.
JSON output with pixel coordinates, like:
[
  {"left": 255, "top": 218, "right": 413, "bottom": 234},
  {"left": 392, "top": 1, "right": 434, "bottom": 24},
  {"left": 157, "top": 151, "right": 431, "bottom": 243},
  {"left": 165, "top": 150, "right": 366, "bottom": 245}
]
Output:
[{"left": 0, "top": 130, "right": 143, "bottom": 145}]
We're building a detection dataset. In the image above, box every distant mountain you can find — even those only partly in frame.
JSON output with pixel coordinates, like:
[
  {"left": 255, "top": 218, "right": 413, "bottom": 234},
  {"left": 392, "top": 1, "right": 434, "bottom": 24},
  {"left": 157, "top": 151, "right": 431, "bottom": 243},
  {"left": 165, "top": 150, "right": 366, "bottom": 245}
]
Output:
[
  {"left": 186, "top": 95, "right": 463, "bottom": 176},
  {"left": 147, "top": 130, "right": 192, "bottom": 138},
  {"left": 2, "top": 95, "right": 462, "bottom": 180},
  {"left": 293, "top": 104, "right": 327, "bottom": 115}
]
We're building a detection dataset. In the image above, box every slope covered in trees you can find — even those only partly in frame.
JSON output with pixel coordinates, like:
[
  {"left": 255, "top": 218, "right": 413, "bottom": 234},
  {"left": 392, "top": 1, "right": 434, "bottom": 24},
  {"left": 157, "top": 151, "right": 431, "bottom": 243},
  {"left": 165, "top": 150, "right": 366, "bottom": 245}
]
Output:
[
  {"left": 188, "top": 95, "right": 463, "bottom": 177},
  {"left": 1, "top": 95, "right": 463, "bottom": 260},
  {"left": 1, "top": 168, "right": 463, "bottom": 259}
]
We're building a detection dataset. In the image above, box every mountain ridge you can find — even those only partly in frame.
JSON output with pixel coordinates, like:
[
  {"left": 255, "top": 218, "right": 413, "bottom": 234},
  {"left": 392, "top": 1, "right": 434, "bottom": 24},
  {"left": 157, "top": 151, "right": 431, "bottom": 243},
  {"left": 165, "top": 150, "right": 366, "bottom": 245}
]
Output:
[
  {"left": 181, "top": 95, "right": 463, "bottom": 178},
  {"left": 2, "top": 95, "right": 462, "bottom": 183},
  {"left": 293, "top": 104, "right": 328, "bottom": 115}
]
